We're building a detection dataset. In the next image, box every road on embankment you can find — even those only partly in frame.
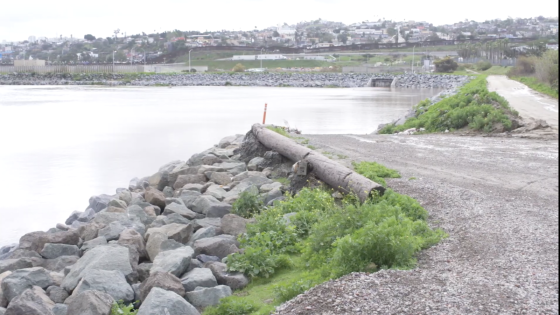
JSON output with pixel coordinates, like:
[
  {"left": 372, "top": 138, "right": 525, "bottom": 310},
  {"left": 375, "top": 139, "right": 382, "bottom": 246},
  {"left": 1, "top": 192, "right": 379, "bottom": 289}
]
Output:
[
  {"left": 276, "top": 134, "right": 558, "bottom": 314},
  {"left": 487, "top": 75, "right": 559, "bottom": 131}
]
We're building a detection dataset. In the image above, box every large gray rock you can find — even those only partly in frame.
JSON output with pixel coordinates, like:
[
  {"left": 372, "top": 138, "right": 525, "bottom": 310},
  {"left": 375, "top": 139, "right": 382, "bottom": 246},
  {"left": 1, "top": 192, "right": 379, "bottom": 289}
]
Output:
[
  {"left": 159, "top": 239, "right": 184, "bottom": 252},
  {"left": 181, "top": 184, "right": 203, "bottom": 192},
  {"left": 42, "top": 256, "right": 79, "bottom": 273},
  {"left": 66, "top": 290, "right": 114, "bottom": 315},
  {"left": 145, "top": 232, "right": 167, "bottom": 262},
  {"left": 97, "top": 222, "right": 126, "bottom": 241},
  {"left": 247, "top": 157, "right": 266, "bottom": 171},
  {"left": 163, "top": 203, "right": 197, "bottom": 220},
  {"left": 192, "top": 218, "right": 222, "bottom": 231},
  {"left": 221, "top": 214, "right": 250, "bottom": 236},
  {"left": 137, "top": 287, "right": 199, "bottom": 315},
  {"left": 61, "top": 244, "right": 133, "bottom": 292},
  {"left": 174, "top": 174, "right": 207, "bottom": 189},
  {"left": 4, "top": 286, "right": 54, "bottom": 315},
  {"left": 151, "top": 247, "right": 194, "bottom": 277},
  {"left": 51, "top": 304, "right": 67, "bottom": 315},
  {"left": 77, "top": 223, "right": 105, "bottom": 242},
  {"left": 19, "top": 231, "right": 80, "bottom": 254},
  {"left": 1, "top": 267, "right": 54, "bottom": 302},
  {"left": 180, "top": 268, "right": 218, "bottom": 292},
  {"left": 64, "top": 211, "right": 82, "bottom": 226},
  {"left": 0, "top": 259, "right": 33, "bottom": 274},
  {"left": 163, "top": 213, "right": 191, "bottom": 225},
  {"left": 205, "top": 203, "right": 232, "bottom": 218},
  {"left": 139, "top": 272, "right": 184, "bottom": 302},
  {"left": 88, "top": 195, "right": 113, "bottom": 213},
  {"left": 145, "top": 223, "right": 193, "bottom": 244},
  {"left": 185, "top": 285, "right": 232, "bottom": 308},
  {"left": 204, "top": 185, "right": 228, "bottom": 201},
  {"left": 190, "top": 195, "right": 221, "bottom": 214},
  {"left": 117, "top": 229, "right": 146, "bottom": 259},
  {"left": 46, "top": 286, "right": 68, "bottom": 304},
  {"left": 240, "top": 176, "right": 273, "bottom": 189},
  {"left": 107, "top": 199, "right": 127, "bottom": 209},
  {"left": 80, "top": 237, "right": 107, "bottom": 253},
  {"left": 92, "top": 212, "right": 129, "bottom": 226},
  {"left": 259, "top": 181, "right": 282, "bottom": 193},
  {"left": 207, "top": 262, "right": 249, "bottom": 290},
  {"left": 127, "top": 205, "right": 154, "bottom": 226},
  {"left": 187, "top": 226, "right": 218, "bottom": 247},
  {"left": 232, "top": 171, "right": 266, "bottom": 182},
  {"left": 209, "top": 172, "right": 232, "bottom": 185},
  {"left": 179, "top": 190, "right": 202, "bottom": 209},
  {"left": 262, "top": 188, "right": 283, "bottom": 205},
  {"left": 40, "top": 244, "right": 79, "bottom": 260},
  {"left": 118, "top": 190, "right": 132, "bottom": 206},
  {"left": 218, "top": 135, "right": 238, "bottom": 148},
  {"left": 223, "top": 181, "right": 259, "bottom": 199},
  {"left": 69, "top": 269, "right": 134, "bottom": 303},
  {"left": 144, "top": 188, "right": 166, "bottom": 209},
  {"left": 0, "top": 271, "right": 12, "bottom": 308},
  {"left": 193, "top": 236, "right": 239, "bottom": 259}
]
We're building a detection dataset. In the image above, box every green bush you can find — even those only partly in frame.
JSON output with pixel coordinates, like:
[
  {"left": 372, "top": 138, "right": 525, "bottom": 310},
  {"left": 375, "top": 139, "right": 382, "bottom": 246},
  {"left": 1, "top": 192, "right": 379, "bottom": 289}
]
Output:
[
  {"left": 110, "top": 301, "right": 137, "bottom": 315},
  {"left": 476, "top": 60, "right": 492, "bottom": 71},
  {"left": 274, "top": 278, "right": 321, "bottom": 302},
  {"left": 204, "top": 296, "right": 258, "bottom": 315},
  {"left": 434, "top": 57, "right": 458, "bottom": 73},
  {"left": 231, "top": 191, "right": 264, "bottom": 219}
]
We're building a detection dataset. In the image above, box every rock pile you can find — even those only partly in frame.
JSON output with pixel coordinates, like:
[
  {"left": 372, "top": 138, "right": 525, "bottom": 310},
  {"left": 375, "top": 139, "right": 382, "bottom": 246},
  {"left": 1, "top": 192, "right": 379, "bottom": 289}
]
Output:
[
  {"left": 0, "top": 131, "right": 296, "bottom": 315},
  {"left": 0, "top": 72, "right": 471, "bottom": 89}
]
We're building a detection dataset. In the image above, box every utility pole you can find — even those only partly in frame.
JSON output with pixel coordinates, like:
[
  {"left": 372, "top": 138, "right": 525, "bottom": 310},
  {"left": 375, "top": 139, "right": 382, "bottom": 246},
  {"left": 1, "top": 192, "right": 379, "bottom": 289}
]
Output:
[
  {"left": 188, "top": 49, "right": 192, "bottom": 72},
  {"left": 411, "top": 45, "right": 416, "bottom": 73},
  {"left": 260, "top": 47, "right": 264, "bottom": 69}
]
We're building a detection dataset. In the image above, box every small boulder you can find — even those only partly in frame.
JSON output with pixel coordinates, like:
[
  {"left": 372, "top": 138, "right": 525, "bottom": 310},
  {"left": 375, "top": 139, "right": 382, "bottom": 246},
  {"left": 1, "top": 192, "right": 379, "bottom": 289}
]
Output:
[
  {"left": 185, "top": 285, "right": 232, "bottom": 308},
  {"left": 77, "top": 223, "right": 105, "bottom": 242},
  {"left": 69, "top": 269, "right": 134, "bottom": 304},
  {"left": 66, "top": 290, "right": 114, "bottom": 315},
  {"left": 144, "top": 188, "right": 166, "bottom": 209},
  {"left": 145, "top": 223, "right": 193, "bottom": 245},
  {"left": 151, "top": 247, "right": 194, "bottom": 277},
  {"left": 139, "top": 271, "right": 185, "bottom": 302},
  {"left": 46, "top": 286, "right": 68, "bottom": 304},
  {"left": 117, "top": 229, "right": 146, "bottom": 259},
  {"left": 162, "top": 203, "right": 197, "bottom": 220},
  {"left": 209, "top": 172, "right": 232, "bottom": 185},
  {"left": 145, "top": 231, "right": 167, "bottom": 262},
  {"left": 42, "top": 256, "right": 79, "bottom": 273},
  {"left": 180, "top": 268, "right": 218, "bottom": 292},
  {"left": 137, "top": 287, "right": 199, "bottom": 315},
  {"left": 193, "top": 236, "right": 239, "bottom": 259},
  {"left": 247, "top": 157, "right": 266, "bottom": 171},
  {"left": 187, "top": 226, "right": 218, "bottom": 247},
  {"left": 207, "top": 261, "right": 249, "bottom": 290},
  {"left": 0, "top": 259, "right": 33, "bottom": 274},
  {"left": 221, "top": 214, "right": 250, "bottom": 236},
  {"left": 4, "top": 286, "right": 54, "bottom": 315},
  {"left": 19, "top": 231, "right": 80, "bottom": 254},
  {"left": 137, "top": 263, "right": 152, "bottom": 282},
  {"left": 40, "top": 244, "right": 80, "bottom": 260},
  {"left": 205, "top": 203, "right": 232, "bottom": 218},
  {"left": 97, "top": 222, "right": 126, "bottom": 241},
  {"left": 1, "top": 267, "right": 54, "bottom": 302}
]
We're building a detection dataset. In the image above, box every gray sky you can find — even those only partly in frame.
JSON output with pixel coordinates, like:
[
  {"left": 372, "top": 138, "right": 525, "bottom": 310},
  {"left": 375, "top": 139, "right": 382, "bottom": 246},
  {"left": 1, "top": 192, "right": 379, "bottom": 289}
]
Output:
[{"left": 0, "top": 0, "right": 558, "bottom": 42}]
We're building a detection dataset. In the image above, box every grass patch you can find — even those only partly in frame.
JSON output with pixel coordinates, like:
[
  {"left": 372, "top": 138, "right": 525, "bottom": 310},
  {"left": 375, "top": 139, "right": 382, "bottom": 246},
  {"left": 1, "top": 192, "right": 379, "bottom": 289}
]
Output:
[
  {"left": 207, "top": 161, "right": 446, "bottom": 314},
  {"left": 110, "top": 301, "right": 137, "bottom": 315},
  {"left": 307, "top": 145, "right": 317, "bottom": 150},
  {"left": 352, "top": 161, "right": 401, "bottom": 187},
  {"left": 482, "top": 66, "right": 511, "bottom": 75},
  {"left": 274, "top": 177, "right": 290, "bottom": 186},
  {"left": 336, "top": 154, "right": 348, "bottom": 159},
  {"left": 379, "top": 75, "right": 519, "bottom": 134},
  {"left": 510, "top": 76, "right": 558, "bottom": 99},
  {"left": 266, "top": 126, "right": 291, "bottom": 138},
  {"left": 408, "top": 177, "right": 417, "bottom": 181}
]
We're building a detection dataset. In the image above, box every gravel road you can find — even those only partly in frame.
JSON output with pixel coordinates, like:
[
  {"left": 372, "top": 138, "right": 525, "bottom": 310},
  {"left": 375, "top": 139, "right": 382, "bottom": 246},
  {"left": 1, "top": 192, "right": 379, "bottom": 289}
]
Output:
[
  {"left": 487, "top": 75, "right": 559, "bottom": 131},
  {"left": 275, "top": 134, "right": 558, "bottom": 315}
]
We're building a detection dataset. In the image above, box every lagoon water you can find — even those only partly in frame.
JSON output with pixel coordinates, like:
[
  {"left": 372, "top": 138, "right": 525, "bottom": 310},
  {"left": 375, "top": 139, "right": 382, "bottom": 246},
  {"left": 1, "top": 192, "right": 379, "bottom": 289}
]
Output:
[{"left": 0, "top": 85, "right": 442, "bottom": 246}]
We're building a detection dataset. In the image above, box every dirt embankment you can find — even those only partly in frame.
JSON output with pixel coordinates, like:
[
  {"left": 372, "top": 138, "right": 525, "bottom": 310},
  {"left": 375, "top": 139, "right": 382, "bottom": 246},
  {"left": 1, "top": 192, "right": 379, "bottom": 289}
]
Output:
[{"left": 275, "top": 134, "right": 558, "bottom": 315}]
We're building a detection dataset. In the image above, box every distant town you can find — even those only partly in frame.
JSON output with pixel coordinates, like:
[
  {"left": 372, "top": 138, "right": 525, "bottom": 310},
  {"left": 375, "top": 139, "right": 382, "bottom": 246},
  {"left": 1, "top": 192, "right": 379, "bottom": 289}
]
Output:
[{"left": 0, "top": 15, "right": 557, "bottom": 65}]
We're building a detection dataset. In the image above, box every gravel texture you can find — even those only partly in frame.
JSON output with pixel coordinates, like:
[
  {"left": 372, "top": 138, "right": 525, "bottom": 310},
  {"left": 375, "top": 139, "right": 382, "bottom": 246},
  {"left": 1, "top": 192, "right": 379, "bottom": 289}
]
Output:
[{"left": 274, "top": 134, "right": 558, "bottom": 315}]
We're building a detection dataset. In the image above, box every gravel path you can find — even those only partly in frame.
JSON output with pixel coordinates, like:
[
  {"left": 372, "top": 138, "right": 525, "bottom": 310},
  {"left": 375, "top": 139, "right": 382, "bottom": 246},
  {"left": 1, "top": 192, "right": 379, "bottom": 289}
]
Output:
[{"left": 275, "top": 134, "right": 558, "bottom": 315}]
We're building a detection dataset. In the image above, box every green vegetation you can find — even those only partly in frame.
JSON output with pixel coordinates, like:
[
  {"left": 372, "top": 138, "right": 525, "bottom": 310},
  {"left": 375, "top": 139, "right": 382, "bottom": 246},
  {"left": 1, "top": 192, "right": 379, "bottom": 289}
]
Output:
[
  {"left": 274, "top": 177, "right": 290, "bottom": 186},
  {"left": 232, "top": 63, "right": 246, "bottom": 72},
  {"left": 352, "top": 161, "right": 401, "bottom": 187},
  {"left": 475, "top": 60, "right": 492, "bottom": 71},
  {"left": 110, "top": 301, "right": 137, "bottom": 315},
  {"left": 266, "top": 126, "right": 291, "bottom": 138},
  {"left": 379, "top": 75, "right": 519, "bottom": 134},
  {"left": 232, "top": 191, "right": 264, "bottom": 219},
  {"left": 307, "top": 145, "right": 317, "bottom": 150},
  {"left": 507, "top": 50, "right": 558, "bottom": 99},
  {"left": 481, "top": 66, "right": 511, "bottom": 75},
  {"left": 434, "top": 57, "right": 458, "bottom": 73},
  {"left": 205, "top": 162, "right": 446, "bottom": 314},
  {"left": 510, "top": 76, "right": 558, "bottom": 99}
]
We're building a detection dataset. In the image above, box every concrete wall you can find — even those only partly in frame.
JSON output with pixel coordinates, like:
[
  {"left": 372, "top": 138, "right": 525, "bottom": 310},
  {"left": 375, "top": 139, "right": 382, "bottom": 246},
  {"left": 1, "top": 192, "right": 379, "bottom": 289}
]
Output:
[{"left": 143, "top": 65, "right": 208, "bottom": 73}]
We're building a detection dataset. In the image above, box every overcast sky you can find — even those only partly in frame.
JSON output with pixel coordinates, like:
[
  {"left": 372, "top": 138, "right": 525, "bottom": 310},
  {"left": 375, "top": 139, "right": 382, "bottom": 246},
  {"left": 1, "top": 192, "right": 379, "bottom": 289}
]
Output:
[{"left": 0, "top": 0, "right": 558, "bottom": 42}]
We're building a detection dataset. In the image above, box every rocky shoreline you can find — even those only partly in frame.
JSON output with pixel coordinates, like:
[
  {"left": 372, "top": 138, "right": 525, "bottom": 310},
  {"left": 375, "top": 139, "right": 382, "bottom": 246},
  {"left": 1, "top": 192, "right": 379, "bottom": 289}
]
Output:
[
  {"left": 0, "top": 72, "right": 471, "bottom": 89},
  {"left": 0, "top": 130, "right": 306, "bottom": 315}
]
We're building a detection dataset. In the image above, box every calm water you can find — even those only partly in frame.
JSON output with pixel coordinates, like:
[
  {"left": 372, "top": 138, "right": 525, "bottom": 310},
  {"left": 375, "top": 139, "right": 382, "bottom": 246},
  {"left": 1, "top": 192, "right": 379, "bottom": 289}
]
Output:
[{"left": 0, "top": 85, "right": 441, "bottom": 246}]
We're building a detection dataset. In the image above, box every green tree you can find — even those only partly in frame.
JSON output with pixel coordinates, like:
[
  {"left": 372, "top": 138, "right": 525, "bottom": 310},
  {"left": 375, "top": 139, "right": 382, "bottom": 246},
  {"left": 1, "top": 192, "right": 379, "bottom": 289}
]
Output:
[
  {"left": 273, "top": 30, "right": 280, "bottom": 37},
  {"left": 434, "top": 57, "right": 458, "bottom": 73},
  {"left": 337, "top": 33, "right": 348, "bottom": 44},
  {"left": 84, "top": 34, "right": 96, "bottom": 41}
]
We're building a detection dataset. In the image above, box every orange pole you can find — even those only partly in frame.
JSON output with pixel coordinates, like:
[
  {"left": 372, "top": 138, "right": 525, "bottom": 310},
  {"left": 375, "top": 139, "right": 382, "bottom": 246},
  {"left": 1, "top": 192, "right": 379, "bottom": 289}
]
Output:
[{"left": 262, "top": 103, "right": 267, "bottom": 124}]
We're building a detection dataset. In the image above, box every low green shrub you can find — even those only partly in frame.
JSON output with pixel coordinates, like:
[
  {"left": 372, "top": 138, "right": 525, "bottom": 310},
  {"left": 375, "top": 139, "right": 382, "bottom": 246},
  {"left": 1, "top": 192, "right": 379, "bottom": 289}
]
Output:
[
  {"left": 266, "top": 126, "right": 291, "bottom": 138},
  {"left": 274, "top": 277, "right": 322, "bottom": 302},
  {"left": 352, "top": 161, "right": 401, "bottom": 187},
  {"left": 203, "top": 296, "right": 258, "bottom": 315},
  {"left": 379, "top": 76, "right": 518, "bottom": 134},
  {"left": 231, "top": 191, "right": 264, "bottom": 219},
  {"left": 110, "top": 301, "right": 137, "bottom": 315},
  {"left": 476, "top": 60, "right": 492, "bottom": 71}
]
